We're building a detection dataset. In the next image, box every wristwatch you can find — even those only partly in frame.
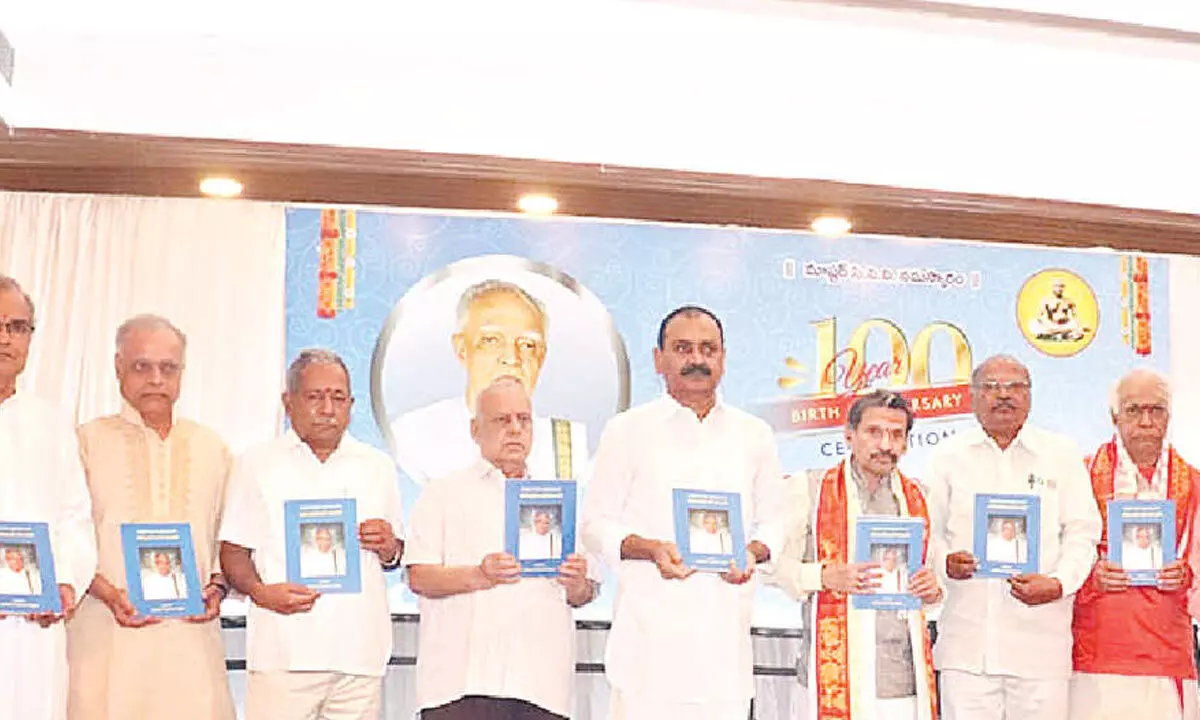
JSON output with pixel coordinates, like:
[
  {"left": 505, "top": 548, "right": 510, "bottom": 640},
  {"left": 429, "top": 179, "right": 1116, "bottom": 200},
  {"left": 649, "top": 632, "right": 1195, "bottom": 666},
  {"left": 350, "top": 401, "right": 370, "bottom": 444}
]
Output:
[{"left": 380, "top": 540, "right": 404, "bottom": 570}]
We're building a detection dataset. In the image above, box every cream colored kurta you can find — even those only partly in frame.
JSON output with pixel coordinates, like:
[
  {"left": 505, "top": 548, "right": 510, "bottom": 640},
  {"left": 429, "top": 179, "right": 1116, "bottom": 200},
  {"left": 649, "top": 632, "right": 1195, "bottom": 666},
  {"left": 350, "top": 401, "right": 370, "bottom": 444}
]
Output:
[{"left": 67, "top": 404, "right": 235, "bottom": 720}]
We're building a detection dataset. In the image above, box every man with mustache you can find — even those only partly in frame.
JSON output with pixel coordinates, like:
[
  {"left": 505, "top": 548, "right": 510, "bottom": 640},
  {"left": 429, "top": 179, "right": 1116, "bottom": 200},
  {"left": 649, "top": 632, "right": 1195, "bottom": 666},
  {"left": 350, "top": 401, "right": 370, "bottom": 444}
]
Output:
[
  {"left": 773, "top": 390, "right": 943, "bottom": 720},
  {"left": 0, "top": 274, "right": 97, "bottom": 720},
  {"left": 220, "top": 349, "right": 405, "bottom": 720},
  {"left": 926, "top": 355, "right": 1101, "bottom": 720},
  {"left": 1070, "top": 368, "right": 1197, "bottom": 720},
  {"left": 68, "top": 314, "right": 235, "bottom": 720},
  {"left": 581, "top": 305, "right": 786, "bottom": 720}
]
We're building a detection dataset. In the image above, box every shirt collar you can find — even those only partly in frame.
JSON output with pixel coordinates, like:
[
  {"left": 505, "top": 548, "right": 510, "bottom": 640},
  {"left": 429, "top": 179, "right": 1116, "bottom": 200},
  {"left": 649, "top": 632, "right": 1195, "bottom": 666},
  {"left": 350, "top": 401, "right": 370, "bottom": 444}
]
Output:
[
  {"left": 657, "top": 391, "right": 726, "bottom": 423},
  {"left": 285, "top": 427, "right": 357, "bottom": 461},
  {"left": 475, "top": 457, "right": 527, "bottom": 483},
  {"left": 119, "top": 399, "right": 175, "bottom": 438},
  {"left": 964, "top": 422, "right": 1040, "bottom": 454}
]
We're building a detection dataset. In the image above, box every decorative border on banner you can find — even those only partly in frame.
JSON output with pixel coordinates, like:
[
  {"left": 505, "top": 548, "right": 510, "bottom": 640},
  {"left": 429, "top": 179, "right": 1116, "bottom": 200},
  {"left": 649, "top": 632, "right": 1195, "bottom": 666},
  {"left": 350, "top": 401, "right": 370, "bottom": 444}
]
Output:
[
  {"left": 1121, "top": 254, "right": 1152, "bottom": 356},
  {"left": 317, "top": 209, "right": 357, "bottom": 318}
]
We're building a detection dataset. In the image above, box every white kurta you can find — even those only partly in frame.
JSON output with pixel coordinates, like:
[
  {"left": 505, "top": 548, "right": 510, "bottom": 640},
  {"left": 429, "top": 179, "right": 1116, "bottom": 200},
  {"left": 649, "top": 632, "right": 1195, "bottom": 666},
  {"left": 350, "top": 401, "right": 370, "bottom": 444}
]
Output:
[
  {"left": 391, "top": 398, "right": 589, "bottom": 484},
  {"left": 0, "top": 393, "right": 98, "bottom": 720},
  {"left": 925, "top": 424, "right": 1101, "bottom": 681},
  {"left": 689, "top": 529, "right": 730, "bottom": 555},
  {"left": 139, "top": 570, "right": 185, "bottom": 600},
  {"left": 0, "top": 565, "right": 40, "bottom": 595},
  {"left": 219, "top": 430, "right": 405, "bottom": 677},
  {"left": 581, "top": 395, "right": 786, "bottom": 711},
  {"left": 517, "top": 530, "right": 559, "bottom": 560},
  {"left": 299, "top": 547, "right": 346, "bottom": 578}
]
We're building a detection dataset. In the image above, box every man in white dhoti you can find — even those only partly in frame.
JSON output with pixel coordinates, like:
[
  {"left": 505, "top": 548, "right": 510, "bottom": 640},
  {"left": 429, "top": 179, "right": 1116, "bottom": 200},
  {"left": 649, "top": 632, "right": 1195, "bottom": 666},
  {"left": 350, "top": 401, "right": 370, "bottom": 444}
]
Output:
[
  {"left": 139, "top": 551, "right": 185, "bottom": 601},
  {"left": 985, "top": 519, "right": 1026, "bottom": 564},
  {"left": 688, "top": 512, "right": 730, "bottom": 555},
  {"left": 299, "top": 527, "right": 345, "bottom": 577},
  {"left": 0, "top": 274, "right": 98, "bottom": 720},
  {"left": 1120, "top": 526, "right": 1160, "bottom": 571},
  {"left": 390, "top": 280, "right": 588, "bottom": 484},
  {"left": 927, "top": 355, "right": 1100, "bottom": 720},
  {"left": 518, "top": 510, "right": 559, "bottom": 560},
  {"left": 0, "top": 546, "right": 40, "bottom": 595}
]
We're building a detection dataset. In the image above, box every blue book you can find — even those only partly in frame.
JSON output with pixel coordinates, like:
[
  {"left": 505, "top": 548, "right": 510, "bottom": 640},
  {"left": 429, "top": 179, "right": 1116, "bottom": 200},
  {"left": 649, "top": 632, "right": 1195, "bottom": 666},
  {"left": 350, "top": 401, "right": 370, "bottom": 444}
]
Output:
[
  {"left": 284, "top": 498, "right": 362, "bottom": 593},
  {"left": 121, "top": 523, "right": 204, "bottom": 617},
  {"left": 852, "top": 516, "right": 924, "bottom": 611},
  {"left": 973, "top": 493, "right": 1041, "bottom": 577},
  {"left": 504, "top": 480, "right": 577, "bottom": 577},
  {"left": 0, "top": 521, "right": 61, "bottom": 615},
  {"left": 1108, "top": 499, "right": 1175, "bottom": 586},
  {"left": 673, "top": 489, "right": 747, "bottom": 572}
]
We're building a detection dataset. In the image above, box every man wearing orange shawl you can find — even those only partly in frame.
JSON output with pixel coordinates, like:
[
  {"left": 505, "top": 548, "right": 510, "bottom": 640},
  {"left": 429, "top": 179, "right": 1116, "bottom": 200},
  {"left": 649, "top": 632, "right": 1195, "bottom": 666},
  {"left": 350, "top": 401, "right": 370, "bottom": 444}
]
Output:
[
  {"left": 772, "top": 390, "right": 942, "bottom": 720},
  {"left": 1071, "top": 369, "right": 1199, "bottom": 720}
]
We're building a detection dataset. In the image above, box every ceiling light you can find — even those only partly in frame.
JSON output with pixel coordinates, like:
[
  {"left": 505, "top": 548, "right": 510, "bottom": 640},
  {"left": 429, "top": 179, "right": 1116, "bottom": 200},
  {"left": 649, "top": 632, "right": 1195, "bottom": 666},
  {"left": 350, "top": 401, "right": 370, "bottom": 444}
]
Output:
[
  {"left": 199, "top": 176, "right": 244, "bottom": 198},
  {"left": 811, "top": 215, "right": 852, "bottom": 237},
  {"left": 518, "top": 193, "right": 558, "bottom": 215}
]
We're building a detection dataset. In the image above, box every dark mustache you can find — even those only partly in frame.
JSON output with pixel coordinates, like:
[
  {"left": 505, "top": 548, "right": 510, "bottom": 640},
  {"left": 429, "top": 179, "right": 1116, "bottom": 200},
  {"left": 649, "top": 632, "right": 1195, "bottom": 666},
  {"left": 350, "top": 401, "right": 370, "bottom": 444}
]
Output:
[
  {"left": 681, "top": 364, "right": 712, "bottom": 377},
  {"left": 871, "top": 451, "right": 898, "bottom": 463},
  {"left": 992, "top": 399, "right": 1016, "bottom": 410}
]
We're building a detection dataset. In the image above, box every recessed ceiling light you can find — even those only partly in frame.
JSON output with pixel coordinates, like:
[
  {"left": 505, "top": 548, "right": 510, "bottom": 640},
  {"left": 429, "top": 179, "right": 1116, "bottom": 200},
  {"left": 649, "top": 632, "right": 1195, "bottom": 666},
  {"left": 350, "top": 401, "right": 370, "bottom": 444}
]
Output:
[
  {"left": 811, "top": 215, "right": 852, "bottom": 237},
  {"left": 199, "top": 176, "right": 244, "bottom": 198},
  {"left": 518, "top": 193, "right": 558, "bottom": 215}
]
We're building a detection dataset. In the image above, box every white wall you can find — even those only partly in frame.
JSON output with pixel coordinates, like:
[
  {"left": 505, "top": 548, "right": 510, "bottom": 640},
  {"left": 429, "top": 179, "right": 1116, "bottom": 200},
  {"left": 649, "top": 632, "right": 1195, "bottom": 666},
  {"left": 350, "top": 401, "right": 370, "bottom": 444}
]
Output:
[{"left": 4, "top": 0, "right": 1200, "bottom": 214}]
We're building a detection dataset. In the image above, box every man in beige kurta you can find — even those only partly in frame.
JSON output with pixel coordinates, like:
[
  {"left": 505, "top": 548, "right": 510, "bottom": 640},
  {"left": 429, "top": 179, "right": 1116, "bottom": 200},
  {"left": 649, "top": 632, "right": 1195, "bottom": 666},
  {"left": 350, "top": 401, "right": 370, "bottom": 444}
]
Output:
[{"left": 67, "top": 315, "right": 235, "bottom": 720}]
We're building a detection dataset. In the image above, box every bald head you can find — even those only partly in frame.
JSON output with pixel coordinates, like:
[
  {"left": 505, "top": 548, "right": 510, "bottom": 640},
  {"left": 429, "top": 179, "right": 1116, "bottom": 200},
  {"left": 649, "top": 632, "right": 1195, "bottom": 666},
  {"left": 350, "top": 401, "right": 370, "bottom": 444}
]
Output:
[
  {"left": 470, "top": 376, "right": 533, "bottom": 477},
  {"left": 971, "top": 354, "right": 1032, "bottom": 447},
  {"left": 1111, "top": 368, "right": 1171, "bottom": 466}
]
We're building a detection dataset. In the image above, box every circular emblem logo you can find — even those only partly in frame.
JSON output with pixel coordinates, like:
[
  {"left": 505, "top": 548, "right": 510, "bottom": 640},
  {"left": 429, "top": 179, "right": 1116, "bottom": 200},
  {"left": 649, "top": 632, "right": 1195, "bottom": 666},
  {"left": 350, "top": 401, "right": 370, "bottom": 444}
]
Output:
[{"left": 1016, "top": 269, "right": 1099, "bottom": 357}]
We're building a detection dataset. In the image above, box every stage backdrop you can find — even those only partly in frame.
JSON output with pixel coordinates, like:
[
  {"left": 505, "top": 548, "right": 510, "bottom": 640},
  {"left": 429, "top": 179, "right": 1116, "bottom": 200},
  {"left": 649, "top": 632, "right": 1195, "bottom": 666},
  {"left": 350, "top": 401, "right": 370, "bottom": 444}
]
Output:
[{"left": 284, "top": 207, "right": 1169, "bottom": 628}]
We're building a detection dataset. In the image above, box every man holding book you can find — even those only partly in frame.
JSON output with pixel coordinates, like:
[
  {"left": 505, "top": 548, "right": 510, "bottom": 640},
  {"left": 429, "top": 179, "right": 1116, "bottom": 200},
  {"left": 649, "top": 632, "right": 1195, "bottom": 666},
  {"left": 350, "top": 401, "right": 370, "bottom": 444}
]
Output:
[
  {"left": 220, "top": 349, "right": 405, "bottom": 720},
  {"left": 68, "top": 314, "right": 235, "bottom": 720},
  {"left": 1070, "top": 368, "right": 1197, "bottom": 720},
  {"left": 581, "top": 305, "right": 786, "bottom": 720},
  {"left": 0, "top": 274, "right": 97, "bottom": 720},
  {"left": 406, "top": 376, "right": 597, "bottom": 719},
  {"left": 925, "top": 355, "right": 1100, "bottom": 720},
  {"left": 772, "top": 389, "right": 943, "bottom": 720}
]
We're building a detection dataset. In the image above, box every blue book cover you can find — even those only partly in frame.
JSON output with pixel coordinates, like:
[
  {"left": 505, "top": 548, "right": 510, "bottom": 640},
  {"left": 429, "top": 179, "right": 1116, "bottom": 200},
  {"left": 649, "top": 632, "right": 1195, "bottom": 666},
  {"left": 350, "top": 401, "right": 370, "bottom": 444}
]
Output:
[
  {"left": 504, "top": 480, "right": 578, "bottom": 577},
  {"left": 673, "top": 489, "right": 747, "bottom": 572},
  {"left": 121, "top": 523, "right": 204, "bottom": 617},
  {"left": 1108, "top": 499, "right": 1175, "bottom": 586},
  {"left": 284, "top": 498, "right": 362, "bottom": 593},
  {"left": 0, "top": 521, "right": 61, "bottom": 615},
  {"left": 852, "top": 516, "right": 924, "bottom": 611},
  {"left": 973, "top": 493, "right": 1041, "bottom": 578}
]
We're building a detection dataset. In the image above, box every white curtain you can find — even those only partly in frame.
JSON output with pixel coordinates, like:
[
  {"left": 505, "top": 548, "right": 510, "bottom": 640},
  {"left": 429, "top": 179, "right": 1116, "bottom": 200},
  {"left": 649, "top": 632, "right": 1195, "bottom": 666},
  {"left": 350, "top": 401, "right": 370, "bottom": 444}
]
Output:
[{"left": 0, "top": 191, "right": 287, "bottom": 452}]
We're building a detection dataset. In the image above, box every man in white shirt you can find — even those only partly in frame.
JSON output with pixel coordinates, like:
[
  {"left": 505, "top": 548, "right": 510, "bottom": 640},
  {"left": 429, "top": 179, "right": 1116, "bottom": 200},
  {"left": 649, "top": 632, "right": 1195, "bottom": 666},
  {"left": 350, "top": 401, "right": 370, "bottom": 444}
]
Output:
[
  {"left": 985, "top": 519, "right": 1026, "bottom": 564},
  {"left": 220, "top": 348, "right": 406, "bottom": 720},
  {"left": 926, "top": 354, "right": 1101, "bottom": 720},
  {"left": 0, "top": 274, "right": 98, "bottom": 720},
  {"left": 0, "top": 546, "right": 40, "bottom": 595},
  {"left": 1120, "top": 526, "right": 1160, "bottom": 571},
  {"left": 581, "top": 305, "right": 786, "bottom": 720},
  {"left": 299, "top": 526, "right": 346, "bottom": 577},
  {"left": 689, "top": 512, "right": 731, "bottom": 555},
  {"left": 406, "top": 376, "right": 598, "bottom": 719},
  {"left": 878, "top": 547, "right": 907, "bottom": 595},
  {"left": 517, "top": 510, "right": 560, "bottom": 561},
  {"left": 140, "top": 551, "right": 185, "bottom": 600},
  {"left": 390, "top": 280, "right": 588, "bottom": 484}
]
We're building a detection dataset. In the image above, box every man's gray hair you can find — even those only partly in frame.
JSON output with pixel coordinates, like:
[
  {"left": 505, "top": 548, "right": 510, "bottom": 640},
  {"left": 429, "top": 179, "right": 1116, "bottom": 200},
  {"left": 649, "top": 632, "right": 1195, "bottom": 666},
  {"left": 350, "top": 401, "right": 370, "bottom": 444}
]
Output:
[
  {"left": 0, "top": 274, "right": 36, "bottom": 327},
  {"left": 455, "top": 280, "right": 547, "bottom": 333},
  {"left": 286, "top": 348, "right": 351, "bottom": 394},
  {"left": 1109, "top": 367, "right": 1171, "bottom": 415},
  {"left": 115, "top": 314, "right": 188, "bottom": 357},
  {"left": 970, "top": 354, "right": 1031, "bottom": 388},
  {"left": 473, "top": 375, "right": 528, "bottom": 417}
]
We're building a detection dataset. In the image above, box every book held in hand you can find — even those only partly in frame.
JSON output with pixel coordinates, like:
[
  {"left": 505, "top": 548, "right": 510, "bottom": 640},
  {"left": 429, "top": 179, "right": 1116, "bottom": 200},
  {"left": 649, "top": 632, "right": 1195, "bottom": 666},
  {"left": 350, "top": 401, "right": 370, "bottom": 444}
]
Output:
[
  {"left": 121, "top": 522, "right": 204, "bottom": 617},
  {"left": 0, "top": 521, "right": 61, "bottom": 615},
  {"left": 852, "top": 516, "right": 924, "bottom": 611},
  {"left": 673, "top": 489, "right": 747, "bottom": 572},
  {"left": 504, "top": 480, "right": 577, "bottom": 577},
  {"left": 284, "top": 498, "right": 362, "bottom": 593},
  {"left": 1108, "top": 498, "right": 1175, "bottom": 586},
  {"left": 973, "top": 493, "right": 1041, "bottom": 578}
]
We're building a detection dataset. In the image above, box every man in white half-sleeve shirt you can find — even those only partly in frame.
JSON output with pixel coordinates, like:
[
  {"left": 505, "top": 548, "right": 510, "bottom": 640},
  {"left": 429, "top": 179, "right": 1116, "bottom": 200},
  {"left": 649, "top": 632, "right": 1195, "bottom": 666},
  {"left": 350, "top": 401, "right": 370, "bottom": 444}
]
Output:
[
  {"left": 219, "top": 349, "right": 405, "bottom": 720},
  {"left": 0, "top": 274, "right": 98, "bottom": 720},
  {"left": 406, "top": 376, "right": 598, "bottom": 719},
  {"left": 581, "top": 305, "right": 786, "bottom": 720},
  {"left": 926, "top": 354, "right": 1101, "bottom": 720}
]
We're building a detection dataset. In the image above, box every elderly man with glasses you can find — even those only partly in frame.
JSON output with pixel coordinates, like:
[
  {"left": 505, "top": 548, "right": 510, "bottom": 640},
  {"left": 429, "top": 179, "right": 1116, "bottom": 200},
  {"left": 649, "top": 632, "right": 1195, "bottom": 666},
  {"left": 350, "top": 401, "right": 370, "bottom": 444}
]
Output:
[
  {"left": 1069, "top": 368, "right": 1199, "bottom": 720},
  {"left": 925, "top": 354, "right": 1101, "bottom": 720}
]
